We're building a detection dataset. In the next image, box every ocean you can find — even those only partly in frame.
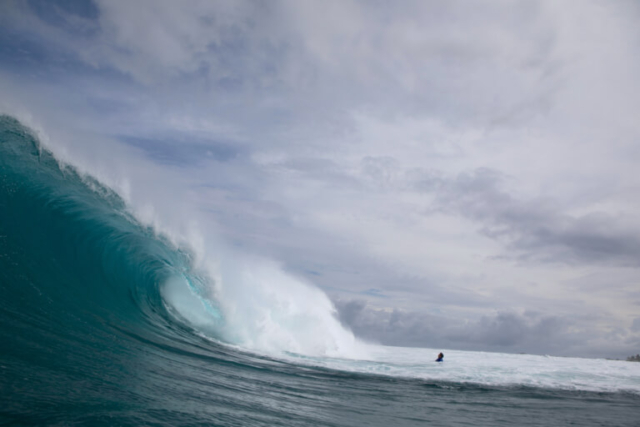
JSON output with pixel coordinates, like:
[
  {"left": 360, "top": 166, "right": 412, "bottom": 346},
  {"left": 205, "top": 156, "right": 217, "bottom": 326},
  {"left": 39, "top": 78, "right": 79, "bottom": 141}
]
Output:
[{"left": 1, "top": 114, "right": 639, "bottom": 426}]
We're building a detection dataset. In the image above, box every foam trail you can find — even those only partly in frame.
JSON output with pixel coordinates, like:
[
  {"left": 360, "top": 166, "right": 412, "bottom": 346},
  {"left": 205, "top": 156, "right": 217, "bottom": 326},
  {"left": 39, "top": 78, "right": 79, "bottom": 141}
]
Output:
[{"left": 290, "top": 346, "right": 640, "bottom": 394}]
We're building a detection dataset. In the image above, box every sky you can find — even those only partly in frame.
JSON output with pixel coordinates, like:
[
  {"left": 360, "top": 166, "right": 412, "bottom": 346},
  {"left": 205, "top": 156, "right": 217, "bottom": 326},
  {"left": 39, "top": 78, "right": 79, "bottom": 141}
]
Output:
[{"left": 1, "top": 0, "right": 640, "bottom": 359}]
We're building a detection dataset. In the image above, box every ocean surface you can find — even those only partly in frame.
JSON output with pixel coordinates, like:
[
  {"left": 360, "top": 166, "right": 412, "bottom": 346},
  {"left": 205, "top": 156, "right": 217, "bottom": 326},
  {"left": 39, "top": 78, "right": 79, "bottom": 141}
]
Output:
[{"left": 1, "top": 114, "right": 639, "bottom": 426}]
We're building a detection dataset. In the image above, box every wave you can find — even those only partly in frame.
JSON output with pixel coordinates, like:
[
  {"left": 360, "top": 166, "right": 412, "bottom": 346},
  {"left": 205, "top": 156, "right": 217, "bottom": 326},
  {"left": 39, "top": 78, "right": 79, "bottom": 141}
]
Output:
[{"left": 0, "top": 114, "right": 361, "bottom": 359}]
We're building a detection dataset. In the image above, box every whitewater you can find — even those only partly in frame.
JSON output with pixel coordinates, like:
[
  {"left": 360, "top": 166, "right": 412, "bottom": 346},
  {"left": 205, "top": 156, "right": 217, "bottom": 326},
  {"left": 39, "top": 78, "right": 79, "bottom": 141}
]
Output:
[{"left": 1, "top": 114, "right": 639, "bottom": 426}]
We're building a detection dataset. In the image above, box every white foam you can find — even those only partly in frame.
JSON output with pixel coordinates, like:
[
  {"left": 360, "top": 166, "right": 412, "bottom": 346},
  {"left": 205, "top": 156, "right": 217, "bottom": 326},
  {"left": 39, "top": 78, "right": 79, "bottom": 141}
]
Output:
[
  {"left": 162, "top": 251, "right": 369, "bottom": 359},
  {"left": 280, "top": 344, "right": 640, "bottom": 394}
]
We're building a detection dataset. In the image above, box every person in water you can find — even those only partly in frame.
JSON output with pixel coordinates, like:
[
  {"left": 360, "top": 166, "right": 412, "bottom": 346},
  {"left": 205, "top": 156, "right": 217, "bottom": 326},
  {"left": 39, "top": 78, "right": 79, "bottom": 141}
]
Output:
[{"left": 436, "top": 352, "right": 444, "bottom": 362}]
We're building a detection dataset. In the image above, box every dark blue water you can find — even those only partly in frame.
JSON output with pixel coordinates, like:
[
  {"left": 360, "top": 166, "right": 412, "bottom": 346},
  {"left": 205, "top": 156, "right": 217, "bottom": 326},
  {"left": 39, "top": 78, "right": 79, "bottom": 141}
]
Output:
[{"left": 1, "top": 115, "right": 639, "bottom": 426}]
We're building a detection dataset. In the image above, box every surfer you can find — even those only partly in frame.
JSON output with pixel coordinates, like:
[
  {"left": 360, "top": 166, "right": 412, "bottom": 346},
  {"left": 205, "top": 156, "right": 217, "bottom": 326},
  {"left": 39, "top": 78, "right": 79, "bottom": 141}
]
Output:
[{"left": 436, "top": 352, "right": 444, "bottom": 362}]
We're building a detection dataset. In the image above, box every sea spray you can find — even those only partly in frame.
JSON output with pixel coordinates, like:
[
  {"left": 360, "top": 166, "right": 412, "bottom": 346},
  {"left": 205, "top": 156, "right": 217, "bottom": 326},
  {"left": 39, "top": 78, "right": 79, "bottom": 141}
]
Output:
[
  {"left": 159, "top": 247, "right": 367, "bottom": 357},
  {"left": 212, "top": 255, "right": 365, "bottom": 357}
]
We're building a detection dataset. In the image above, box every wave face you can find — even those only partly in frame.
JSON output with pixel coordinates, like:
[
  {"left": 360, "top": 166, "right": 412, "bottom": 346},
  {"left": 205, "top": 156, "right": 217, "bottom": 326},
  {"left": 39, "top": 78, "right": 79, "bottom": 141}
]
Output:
[{"left": 1, "top": 115, "right": 639, "bottom": 426}]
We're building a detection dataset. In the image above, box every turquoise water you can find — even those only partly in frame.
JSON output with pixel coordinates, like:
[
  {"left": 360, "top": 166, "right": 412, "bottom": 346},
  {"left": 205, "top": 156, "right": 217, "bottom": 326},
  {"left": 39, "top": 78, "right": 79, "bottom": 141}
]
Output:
[{"left": 1, "top": 115, "right": 639, "bottom": 426}]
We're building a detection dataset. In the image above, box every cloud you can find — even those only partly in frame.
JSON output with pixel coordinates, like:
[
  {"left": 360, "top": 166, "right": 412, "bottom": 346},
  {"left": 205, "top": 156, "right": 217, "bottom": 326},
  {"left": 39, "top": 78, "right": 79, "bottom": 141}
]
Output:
[
  {"left": 334, "top": 297, "right": 569, "bottom": 353},
  {"left": 334, "top": 297, "right": 639, "bottom": 358},
  {"left": 352, "top": 159, "right": 640, "bottom": 268},
  {"left": 426, "top": 168, "right": 640, "bottom": 267},
  {"left": 89, "top": 0, "right": 269, "bottom": 84},
  {"left": 0, "top": 0, "right": 566, "bottom": 120},
  {"left": 310, "top": 149, "right": 640, "bottom": 278}
]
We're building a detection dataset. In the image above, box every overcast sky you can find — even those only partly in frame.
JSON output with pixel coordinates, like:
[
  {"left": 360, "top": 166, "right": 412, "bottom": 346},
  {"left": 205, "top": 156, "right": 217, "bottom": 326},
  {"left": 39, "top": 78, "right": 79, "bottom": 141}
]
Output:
[{"left": 1, "top": 0, "right": 640, "bottom": 359}]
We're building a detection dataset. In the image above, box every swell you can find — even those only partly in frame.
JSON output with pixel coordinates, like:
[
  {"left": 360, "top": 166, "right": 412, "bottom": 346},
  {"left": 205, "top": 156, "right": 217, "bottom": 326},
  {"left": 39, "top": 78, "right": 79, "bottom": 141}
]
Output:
[{"left": 0, "top": 115, "right": 213, "bottom": 383}]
